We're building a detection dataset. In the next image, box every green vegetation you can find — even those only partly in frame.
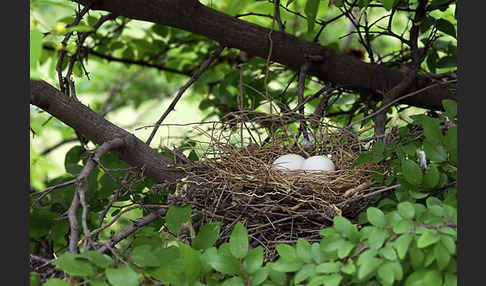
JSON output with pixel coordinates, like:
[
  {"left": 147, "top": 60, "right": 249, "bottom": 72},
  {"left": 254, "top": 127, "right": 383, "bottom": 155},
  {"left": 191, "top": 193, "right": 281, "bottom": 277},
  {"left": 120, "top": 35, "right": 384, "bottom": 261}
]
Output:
[{"left": 30, "top": 0, "right": 457, "bottom": 285}]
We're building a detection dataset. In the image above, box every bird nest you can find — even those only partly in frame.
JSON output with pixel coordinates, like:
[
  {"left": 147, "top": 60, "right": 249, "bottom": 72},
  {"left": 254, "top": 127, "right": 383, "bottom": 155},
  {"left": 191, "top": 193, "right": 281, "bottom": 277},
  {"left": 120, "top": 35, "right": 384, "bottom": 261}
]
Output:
[{"left": 167, "top": 111, "right": 386, "bottom": 260}]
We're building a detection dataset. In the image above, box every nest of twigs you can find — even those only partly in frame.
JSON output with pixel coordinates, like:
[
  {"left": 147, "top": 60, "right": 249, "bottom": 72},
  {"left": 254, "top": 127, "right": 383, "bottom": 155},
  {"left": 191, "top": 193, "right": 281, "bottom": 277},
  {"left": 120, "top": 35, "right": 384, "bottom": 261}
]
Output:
[{"left": 168, "top": 111, "right": 387, "bottom": 260}]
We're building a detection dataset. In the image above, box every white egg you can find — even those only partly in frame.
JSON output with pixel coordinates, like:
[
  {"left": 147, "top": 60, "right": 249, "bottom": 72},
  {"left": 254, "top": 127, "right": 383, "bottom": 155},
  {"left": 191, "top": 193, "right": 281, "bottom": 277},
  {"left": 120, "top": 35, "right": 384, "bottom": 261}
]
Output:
[
  {"left": 301, "top": 155, "right": 335, "bottom": 172},
  {"left": 272, "top": 154, "right": 305, "bottom": 171}
]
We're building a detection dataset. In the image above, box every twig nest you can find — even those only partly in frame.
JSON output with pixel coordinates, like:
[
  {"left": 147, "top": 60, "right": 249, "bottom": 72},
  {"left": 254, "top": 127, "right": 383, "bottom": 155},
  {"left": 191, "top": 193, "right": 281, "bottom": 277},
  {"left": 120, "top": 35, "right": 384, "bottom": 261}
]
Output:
[
  {"left": 271, "top": 153, "right": 305, "bottom": 171},
  {"left": 301, "top": 155, "right": 335, "bottom": 172}
]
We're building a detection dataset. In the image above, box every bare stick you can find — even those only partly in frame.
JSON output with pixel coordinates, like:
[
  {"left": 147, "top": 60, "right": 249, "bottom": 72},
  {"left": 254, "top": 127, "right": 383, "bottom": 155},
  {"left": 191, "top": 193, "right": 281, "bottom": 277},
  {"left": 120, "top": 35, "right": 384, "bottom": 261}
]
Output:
[
  {"left": 348, "top": 79, "right": 457, "bottom": 128},
  {"left": 97, "top": 208, "right": 167, "bottom": 253},
  {"left": 336, "top": 184, "right": 401, "bottom": 207},
  {"left": 31, "top": 178, "right": 77, "bottom": 208},
  {"left": 145, "top": 45, "right": 225, "bottom": 146}
]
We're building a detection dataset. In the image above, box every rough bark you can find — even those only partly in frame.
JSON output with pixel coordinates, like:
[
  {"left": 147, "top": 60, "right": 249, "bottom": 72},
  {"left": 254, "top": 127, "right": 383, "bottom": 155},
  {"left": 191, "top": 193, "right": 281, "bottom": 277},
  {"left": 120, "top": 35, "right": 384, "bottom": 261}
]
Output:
[
  {"left": 72, "top": 0, "right": 456, "bottom": 111},
  {"left": 30, "top": 79, "right": 184, "bottom": 184}
]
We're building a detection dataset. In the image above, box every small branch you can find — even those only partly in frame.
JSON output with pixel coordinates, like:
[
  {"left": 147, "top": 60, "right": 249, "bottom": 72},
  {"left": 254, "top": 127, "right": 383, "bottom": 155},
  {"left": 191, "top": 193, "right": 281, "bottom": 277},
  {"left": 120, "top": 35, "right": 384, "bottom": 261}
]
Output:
[
  {"left": 145, "top": 45, "right": 225, "bottom": 146},
  {"left": 88, "top": 204, "right": 168, "bottom": 239},
  {"left": 336, "top": 184, "right": 401, "bottom": 207},
  {"left": 296, "top": 63, "right": 310, "bottom": 142},
  {"left": 67, "top": 138, "right": 126, "bottom": 253},
  {"left": 97, "top": 207, "right": 168, "bottom": 253},
  {"left": 348, "top": 80, "right": 457, "bottom": 129},
  {"left": 56, "top": 3, "right": 94, "bottom": 96},
  {"left": 30, "top": 178, "right": 78, "bottom": 208},
  {"left": 40, "top": 138, "right": 79, "bottom": 156},
  {"left": 67, "top": 190, "right": 81, "bottom": 253},
  {"left": 273, "top": 0, "right": 285, "bottom": 32}
]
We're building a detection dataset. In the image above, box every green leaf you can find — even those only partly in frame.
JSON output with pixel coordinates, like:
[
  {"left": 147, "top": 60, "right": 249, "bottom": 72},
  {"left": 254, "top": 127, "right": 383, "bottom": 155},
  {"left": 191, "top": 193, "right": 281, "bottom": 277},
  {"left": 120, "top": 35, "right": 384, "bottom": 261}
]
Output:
[
  {"left": 382, "top": 0, "right": 397, "bottom": 11},
  {"left": 417, "top": 230, "right": 440, "bottom": 248},
  {"left": 304, "top": 0, "right": 320, "bottom": 33},
  {"left": 165, "top": 205, "right": 191, "bottom": 234},
  {"left": 192, "top": 223, "right": 220, "bottom": 250},
  {"left": 64, "top": 145, "right": 84, "bottom": 175},
  {"left": 379, "top": 244, "right": 397, "bottom": 261},
  {"left": 179, "top": 242, "right": 201, "bottom": 283},
  {"left": 397, "top": 202, "right": 415, "bottom": 219},
  {"left": 442, "top": 99, "right": 457, "bottom": 120},
  {"left": 433, "top": 242, "right": 451, "bottom": 270},
  {"left": 423, "top": 165, "right": 440, "bottom": 188},
  {"left": 367, "top": 207, "right": 386, "bottom": 227},
  {"left": 30, "top": 28, "right": 43, "bottom": 70},
  {"left": 88, "top": 277, "right": 110, "bottom": 286},
  {"left": 393, "top": 220, "right": 413, "bottom": 234},
  {"left": 354, "top": 151, "right": 374, "bottom": 165},
  {"left": 52, "top": 253, "right": 95, "bottom": 277},
  {"left": 444, "top": 127, "right": 457, "bottom": 163},
  {"left": 414, "top": 115, "right": 443, "bottom": 145},
  {"left": 377, "top": 262, "right": 395, "bottom": 285},
  {"left": 401, "top": 159, "right": 423, "bottom": 186},
  {"left": 243, "top": 246, "right": 264, "bottom": 274},
  {"left": 311, "top": 242, "right": 323, "bottom": 263},
  {"left": 222, "top": 276, "right": 246, "bottom": 286},
  {"left": 205, "top": 247, "right": 240, "bottom": 275},
  {"left": 436, "top": 19, "right": 456, "bottom": 38},
  {"left": 320, "top": 274, "right": 343, "bottom": 286},
  {"left": 80, "top": 251, "right": 114, "bottom": 268},
  {"left": 337, "top": 241, "right": 355, "bottom": 259},
  {"left": 149, "top": 262, "right": 184, "bottom": 285},
  {"left": 151, "top": 24, "right": 169, "bottom": 38},
  {"left": 316, "top": 262, "right": 342, "bottom": 274},
  {"left": 268, "top": 262, "right": 288, "bottom": 284},
  {"left": 357, "top": 257, "right": 382, "bottom": 280},
  {"left": 229, "top": 222, "right": 249, "bottom": 259},
  {"left": 444, "top": 273, "right": 457, "bottom": 286},
  {"left": 130, "top": 245, "right": 161, "bottom": 267},
  {"left": 272, "top": 259, "right": 303, "bottom": 272},
  {"left": 276, "top": 244, "right": 297, "bottom": 260},
  {"left": 409, "top": 244, "right": 424, "bottom": 270},
  {"left": 42, "top": 279, "right": 71, "bottom": 286},
  {"left": 356, "top": 249, "right": 378, "bottom": 266},
  {"left": 440, "top": 235, "right": 456, "bottom": 254},
  {"left": 105, "top": 266, "right": 142, "bottom": 286},
  {"left": 368, "top": 228, "right": 388, "bottom": 251},
  {"left": 296, "top": 238, "right": 313, "bottom": 263},
  {"left": 393, "top": 234, "right": 413, "bottom": 259},
  {"left": 333, "top": 216, "right": 358, "bottom": 239},
  {"left": 404, "top": 270, "right": 443, "bottom": 286},
  {"left": 320, "top": 235, "right": 345, "bottom": 253},
  {"left": 423, "top": 141, "right": 447, "bottom": 162},
  {"left": 249, "top": 268, "right": 269, "bottom": 286},
  {"left": 295, "top": 264, "right": 316, "bottom": 283},
  {"left": 340, "top": 262, "right": 356, "bottom": 275},
  {"left": 30, "top": 272, "right": 41, "bottom": 286}
]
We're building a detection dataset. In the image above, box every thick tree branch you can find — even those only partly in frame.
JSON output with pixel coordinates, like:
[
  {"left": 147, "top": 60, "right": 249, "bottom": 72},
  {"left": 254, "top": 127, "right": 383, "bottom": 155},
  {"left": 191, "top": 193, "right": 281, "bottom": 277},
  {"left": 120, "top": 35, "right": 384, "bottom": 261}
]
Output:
[
  {"left": 72, "top": 0, "right": 456, "bottom": 111},
  {"left": 30, "top": 79, "right": 185, "bottom": 184}
]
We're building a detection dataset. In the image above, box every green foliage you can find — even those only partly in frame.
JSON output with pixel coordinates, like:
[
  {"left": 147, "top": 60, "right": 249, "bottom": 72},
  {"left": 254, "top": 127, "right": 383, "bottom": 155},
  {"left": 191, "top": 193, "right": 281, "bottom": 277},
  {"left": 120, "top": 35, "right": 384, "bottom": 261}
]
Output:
[
  {"left": 304, "top": 0, "right": 320, "bottom": 34},
  {"left": 35, "top": 104, "right": 458, "bottom": 286},
  {"left": 30, "top": 1, "right": 457, "bottom": 285},
  {"left": 165, "top": 205, "right": 192, "bottom": 234}
]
